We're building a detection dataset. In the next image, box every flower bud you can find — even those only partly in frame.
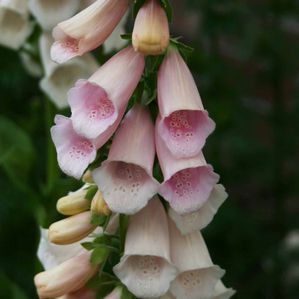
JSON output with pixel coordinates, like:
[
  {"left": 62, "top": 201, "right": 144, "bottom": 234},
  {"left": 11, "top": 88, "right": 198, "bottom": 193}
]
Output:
[
  {"left": 91, "top": 190, "right": 111, "bottom": 216},
  {"left": 49, "top": 211, "right": 96, "bottom": 245},
  {"left": 34, "top": 251, "right": 98, "bottom": 298},
  {"left": 132, "top": 0, "right": 169, "bottom": 55},
  {"left": 56, "top": 186, "right": 91, "bottom": 216},
  {"left": 82, "top": 170, "right": 94, "bottom": 183}
]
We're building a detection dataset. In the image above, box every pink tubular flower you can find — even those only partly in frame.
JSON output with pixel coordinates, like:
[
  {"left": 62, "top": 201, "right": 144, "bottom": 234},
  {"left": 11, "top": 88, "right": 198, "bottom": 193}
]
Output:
[
  {"left": 156, "top": 116, "right": 219, "bottom": 215},
  {"left": 68, "top": 46, "right": 145, "bottom": 139},
  {"left": 51, "top": 0, "right": 129, "bottom": 63},
  {"left": 92, "top": 105, "right": 159, "bottom": 214},
  {"left": 157, "top": 47, "right": 215, "bottom": 159}
]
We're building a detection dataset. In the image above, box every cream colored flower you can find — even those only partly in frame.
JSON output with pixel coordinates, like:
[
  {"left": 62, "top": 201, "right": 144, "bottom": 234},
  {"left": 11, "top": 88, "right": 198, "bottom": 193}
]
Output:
[{"left": 0, "top": 0, "right": 31, "bottom": 49}]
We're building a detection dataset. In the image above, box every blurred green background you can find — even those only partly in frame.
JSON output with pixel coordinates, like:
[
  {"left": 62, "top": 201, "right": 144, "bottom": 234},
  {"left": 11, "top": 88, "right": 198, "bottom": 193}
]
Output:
[{"left": 0, "top": 1, "right": 299, "bottom": 298}]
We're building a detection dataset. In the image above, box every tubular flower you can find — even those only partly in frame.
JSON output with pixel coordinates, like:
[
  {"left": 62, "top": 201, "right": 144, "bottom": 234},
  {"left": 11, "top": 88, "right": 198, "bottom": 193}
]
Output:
[
  {"left": 169, "top": 184, "right": 228, "bottom": 234},
  {"left": 212, "top": 281, "right": 236, "bottom": 299},
  {"left": 29, "top": 0, "right": 80, "bottom": 31},
  {"left": 56, "top": 184, "right": 91, "bottom": 216},
  {"left": 34, "top": 251, "right": 98, "bottom": 299},
  {"left": 39, "top": 33, "right": 98, "bottom": 109},
  {"left": 93, "top": 105, "right": 159, "bottom": 215},
  {"left": 51, "top": 115, "right": 97, "bottom": 179},
  {"left": 0, "top": 0, "right": 32, "bottom": 49},
  {"left": 114, "top": 197, "right": 177, "bottom": 298},
  {"left": 156, "top": 119, "right": 219, "bottom": 214},
  {"left": 132, "top": 0, "right": 169, "bottom": 55},
  {"left": 51, "top": 0, "right": 129, "bottom": 63},
  {"left": 48, "top": 211, "right": 96, "bottom": 245},
  {"left": 168, "top": 220, "right": 225, "bottom": 299},
  {"left": 157, "top": 47, "right": 215, "bottom": 159},
  {"left": 68, "top": 46, "right": 144, "bottom": 139}
]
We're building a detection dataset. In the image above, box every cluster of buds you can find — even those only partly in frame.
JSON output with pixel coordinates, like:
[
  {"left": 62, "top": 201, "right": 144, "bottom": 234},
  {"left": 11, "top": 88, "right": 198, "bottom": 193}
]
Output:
[{"left": 33, "top": 0, "right": 236, "bottom": 298}]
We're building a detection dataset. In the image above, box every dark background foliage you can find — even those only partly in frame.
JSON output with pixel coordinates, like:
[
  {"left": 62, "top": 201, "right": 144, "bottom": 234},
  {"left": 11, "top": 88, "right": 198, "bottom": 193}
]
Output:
[{"left": 0, "top": 1, "right": 298, "bottom": 298}]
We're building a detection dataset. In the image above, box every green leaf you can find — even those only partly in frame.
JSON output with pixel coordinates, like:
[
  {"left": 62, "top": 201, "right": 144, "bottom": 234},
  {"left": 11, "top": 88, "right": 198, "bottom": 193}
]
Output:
[
  {"left": 159, "top": 0, "right": 173, "bottom": 22},
  {"left": 120, "top": 33, "right": 132, "bottom": 40},
  {"left": 91, "top": 214, "right": 107, "bottom": 226},
  {"left": 85, "top": 185, "right": 98, "bottom": 201},
  {"left": 121, "top": 285, "right": 137, "bottom": 299},
  {"left": 90, "top": 247, "right": 109, "bottom": 265},
  {"left": 170, "top": 38, "right": 194, "bottom": 60}
]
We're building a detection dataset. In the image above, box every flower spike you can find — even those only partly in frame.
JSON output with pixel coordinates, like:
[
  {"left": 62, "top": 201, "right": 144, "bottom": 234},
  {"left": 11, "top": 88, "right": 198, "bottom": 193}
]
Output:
[
  {"left": 93, "top": 104, "right": 159, "bottom": 214},
  {"left": 157, "top": 47, "right": 215, "bottom": 158}
]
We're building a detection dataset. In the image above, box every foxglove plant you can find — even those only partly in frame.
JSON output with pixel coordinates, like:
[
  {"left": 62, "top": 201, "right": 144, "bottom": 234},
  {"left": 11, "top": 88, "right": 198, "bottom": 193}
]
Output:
[{"left": 33, "top": 1, "right": 235, "bottom": 298}]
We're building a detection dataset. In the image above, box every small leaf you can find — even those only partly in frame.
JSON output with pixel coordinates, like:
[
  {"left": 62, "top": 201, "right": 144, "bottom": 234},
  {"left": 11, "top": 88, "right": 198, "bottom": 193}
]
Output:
[
  {"left": 85, "top": 185, "right": 98, "bottom": 201},
  {"left": 120, "top": 33, "right": 132, "bottom": 40},
  {"left": 91, "top": 214, "right": 107, "bottom": 226},
  {"left": 81, "top": 242, "right": 94, "bottom": 251},
  {"left": 170, "top": 38, "right": 194, "bottom": 60},
  {"left": 90, "top": 247, "right": 109, "bottom": 265},
  {"left": 159, "top": 0, "right": 173, "bottom": 22}
]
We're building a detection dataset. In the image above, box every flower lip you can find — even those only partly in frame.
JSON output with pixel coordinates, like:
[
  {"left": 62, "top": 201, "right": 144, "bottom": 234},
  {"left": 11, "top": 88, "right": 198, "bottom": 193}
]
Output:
[
  {"left": 51, "top": 115, "right": 97, "bottom": 179},
  {"left": 68, "top": 79, "right": 118, "bottom": 139},
  {"left": 93, "top": 160, "right": 159, "bottom": 215},
  {"left": 158, "top": 109, "right": 215, "bottom": 159},
  {"left": 114, "top": 254, "right": 177, "bottom": 298}
]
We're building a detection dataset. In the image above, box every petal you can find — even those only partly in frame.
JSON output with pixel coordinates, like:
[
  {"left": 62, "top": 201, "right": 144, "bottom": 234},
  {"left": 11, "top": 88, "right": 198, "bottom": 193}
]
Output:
[
  {"left": 40, "top": 33, "right": 98, "bottom": 109},
  {"left": 68, "top": 80, "right": 118, "bottom": 138},
  {"left": 51, "top": 115, "right": 97, "bottom": 179},
  {"left": 29, "top": 0, "right": 80, "bottom": 31},
  {"left": 92, "top": 105, "right": 158, "bottom": 214},
  {"left": 51, "top": 0, "right": 129, "bottom": 63},
  {"left": 92, "top": 162, "right": 158, "bottom": 215},
  {"left": 156, "top": 120, "right": 219, "bottom": 214},
  {"left": 59, "top": 287, "right": 96, "bottom": 299},
  {"left": 37, "top": 228, "right": 85, "bottom": 271},
  {"left": 158, "top": 110, "right": 215, "bottom": 158},
  {"left": 114, "top": 198, "right": 177, "bottom": 298},
  {"left": 212, "top": 281, "right": 236, "bottom": 299},
  {"left": 169, "top": 184, "right": 228, "bottom": 234},
  {"left": 169, "top": 220, "right": 225, "bottom": 299},
  {"left": 89, "top": 46, "right": 145, "bottom": 109},
  {"left": 0, "top": 5, "right": 32, "bottom": 50},
  {"left": 35, "top": 251, "right": 98, "bottom": 298},
  {"left": 157, "top": 47, "right": 215, "bottom": 158}
]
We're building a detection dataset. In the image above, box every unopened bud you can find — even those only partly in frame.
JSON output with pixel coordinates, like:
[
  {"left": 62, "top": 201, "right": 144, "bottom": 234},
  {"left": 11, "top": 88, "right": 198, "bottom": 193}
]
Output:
[
  {"left": 132, "top": 0, "right": 170, "bottom": 55},
  {"left": 82, "top": 170, "right": 94, "bottom": 184},
  {"left": 49, "top": 212, "right": 96, "bottom": 245},
  {"left": 57, "top": 187, "right": 90, "bottom": 216},
  {"left": 91, "top": 190, "right": 111, "bottom": 216},
  {"left": 34, "top": 251, "right": 98, "bottom": 299}
]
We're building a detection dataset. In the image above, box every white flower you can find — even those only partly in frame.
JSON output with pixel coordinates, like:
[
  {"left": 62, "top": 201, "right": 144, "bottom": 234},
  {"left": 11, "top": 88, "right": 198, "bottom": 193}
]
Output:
[
  {"left": 169, "top": 184, "right": 228, "bottom": 235},
  {"left": 168, "top": 219, "right": 225, "bottom": 299},
  {"left": 212, "top": 281, "right": 236, "bottom": 299},
  {"left": 0, "top": 0, "right": 32, "bottom": 49},
  {"left": 39, "top": 33, "right": 98, "bottom": 109},
  {"left": 29, "top": 0, "right": 80, "bottom": 31},
  {"left": 114, "top": 197, "right": 178, "bottom": 298}
]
